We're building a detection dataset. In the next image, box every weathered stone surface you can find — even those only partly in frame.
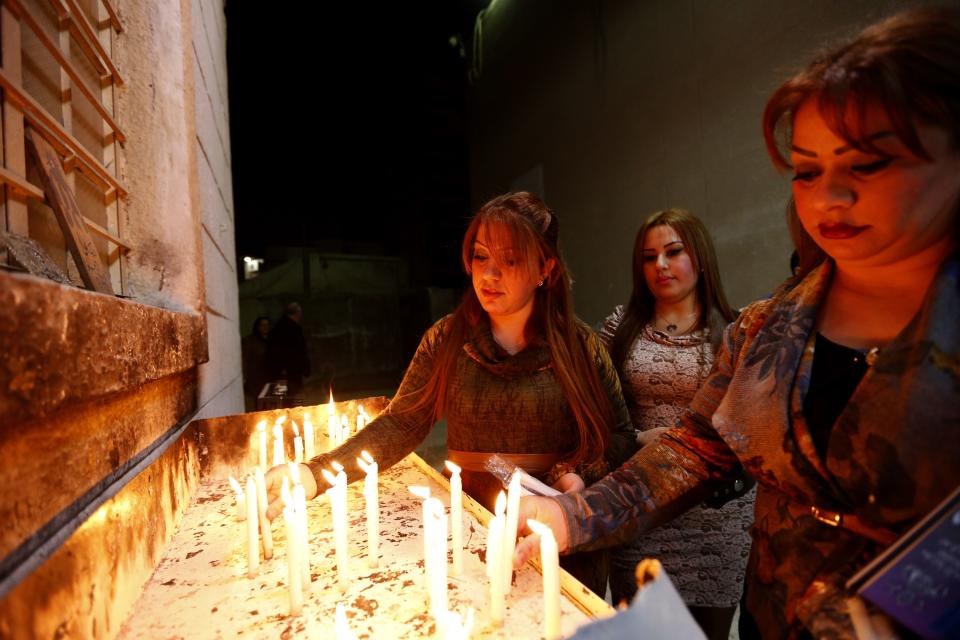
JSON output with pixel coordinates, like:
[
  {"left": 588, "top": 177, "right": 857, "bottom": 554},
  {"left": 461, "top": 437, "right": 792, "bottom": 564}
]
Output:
[{"left": 0, "top": 271, "right": 207, "bottom": 425}]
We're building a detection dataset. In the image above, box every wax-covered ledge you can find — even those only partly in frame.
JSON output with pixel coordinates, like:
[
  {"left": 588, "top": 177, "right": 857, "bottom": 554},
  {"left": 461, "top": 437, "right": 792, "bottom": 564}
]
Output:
[{"left": 0, "top": 270, "right": 208, "bottom": 426}]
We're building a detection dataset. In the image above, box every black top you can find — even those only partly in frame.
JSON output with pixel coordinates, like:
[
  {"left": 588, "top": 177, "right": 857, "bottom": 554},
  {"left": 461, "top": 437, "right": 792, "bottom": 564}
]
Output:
[{"left": 803, "top": 333, "right": 870, "bottom": 459}]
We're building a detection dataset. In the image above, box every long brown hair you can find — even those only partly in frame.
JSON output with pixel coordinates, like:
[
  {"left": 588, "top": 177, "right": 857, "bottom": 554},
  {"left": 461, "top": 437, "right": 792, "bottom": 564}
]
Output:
[
  {"left": 763, "top": 7, "right": 960, "bottom": 275},
  {"left": 405, "top": 192, "right": 613, "bottom": 467},
  {"left": 610, "top": 209, "right": 736, "bottom": 370}
]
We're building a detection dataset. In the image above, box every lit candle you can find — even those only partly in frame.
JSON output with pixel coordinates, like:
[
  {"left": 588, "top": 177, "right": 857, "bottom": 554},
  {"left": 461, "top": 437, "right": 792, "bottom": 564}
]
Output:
[
  {"left": 245, "top": 476, "right": 259, "bottom": 578},
  {"left": 254, "top": 468, "right": 274, "bottom": 559},
  {"left": 340, "top": 414, "right": 350, "bottom": 444},
  {"left": 355, "top": 407, "right": 365, "bottom": 432},
  {"left": 257, "top": 421, "right": 267, "bottom": 471},
  {"left": 358, "top": 451, "right": 379, "bottom": 569},
  {"left": 327, "top": 388, "right": 337, "bottom": 443},
  {"left": 292, "top": 421, "right": 304, "bottom": 463},
  {"left": 486, "top": 491, "right": 506, "bottom": 626},
  {"left": 303, "top": 415, "right": 315, "bottom": 460},
  {"left": 283, "top": 504, "right": 303, "bottom": 616},
  {"left": 273, "top": 421, "right": 285, "bottom": 466},
  {"left": 445, "top": 461, "right": 463, "bottom": 576},
  {"left": 409, "top": 486, "right": 432, "bottom": 598},
  {"left": 288, "top": 463, "right": 311, "bottom": 586},
  {"left": 322, "top": 462, "right": 349, "bottom": 592},
  {"left": 502, "top": 471, "right": 521, "bottom": 593},
  {"left": 527, "top": 519, "right": 561, "bottom": 640},
  {"left": 228, "top": 476, "right": 246, "bottom": 521}
]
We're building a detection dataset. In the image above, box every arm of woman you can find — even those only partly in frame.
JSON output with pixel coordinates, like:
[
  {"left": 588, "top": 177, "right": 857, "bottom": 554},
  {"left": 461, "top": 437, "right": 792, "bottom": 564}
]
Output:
[
  {"left": 518, "top": 318, "right": 746, "bottom": 558},
  {"left": 299, "top": 318, "right": 448, "bottom": 491}
]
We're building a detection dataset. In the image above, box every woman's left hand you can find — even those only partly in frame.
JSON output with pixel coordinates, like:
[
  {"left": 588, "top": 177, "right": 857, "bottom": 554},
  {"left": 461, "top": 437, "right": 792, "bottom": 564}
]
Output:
[{"left": 552, "top": 472, "right": 585, "bottom": 493}]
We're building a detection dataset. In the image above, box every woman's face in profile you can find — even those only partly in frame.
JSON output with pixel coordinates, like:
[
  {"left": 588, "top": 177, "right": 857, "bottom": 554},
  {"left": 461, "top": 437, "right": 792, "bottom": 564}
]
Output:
[
  {"left": 471, "top": 224, "right": 542, "bottom": 322},
  {"left": 790, "top": 98, "right": 960, "bottom": 268}
]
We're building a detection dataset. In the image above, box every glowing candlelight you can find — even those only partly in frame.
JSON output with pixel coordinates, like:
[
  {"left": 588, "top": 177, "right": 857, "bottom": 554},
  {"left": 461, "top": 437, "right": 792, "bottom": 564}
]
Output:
[
  {"left": 358, "top": 451, "right": 379, "bottom": 568},
  {"left": 486, "top": 491, "right": 506, "bottom": 626},
  {"left": 257, "top": 421, "right": 267, "bottom": 471},
  {"left": 327, "top": 389, "right": 337, "bottom": 444},
  {"left": 502, "top": 471, "right": 521, "bottom": 593},
  {"left": 356, "top": 405, "right": 367, "bottom": 432},
  {"left": 303, "top": 414, "right": 315, "bottom": 460},
  {"left": 273, "top": 421, "right": 285, "bottom": 466},
  {"left": 254, "top": 468, "right": 274, "bottom": 559},
  {"left": 245, "top": 476, "right": 259, "bottom": 578},
  {"left": 528, "top": 519, "right": 561, "bottom": 640},
  {"left": 322, "top": 462, "right": 349, "bottom": 592},
  {"left": 288, "top": 463, "right": 311, "bottom": 586},
  {"left": 340, "top": 414, "right": 350, "bottom": 444},
  {"left": 292, "top": 421, "right": 304, "bottom": 463},
  {"left": 445, "top": 461, "right": 463, "bottom": 575},
  {"left": 228, "top": 475, "right": 246, "bottom": 521}
]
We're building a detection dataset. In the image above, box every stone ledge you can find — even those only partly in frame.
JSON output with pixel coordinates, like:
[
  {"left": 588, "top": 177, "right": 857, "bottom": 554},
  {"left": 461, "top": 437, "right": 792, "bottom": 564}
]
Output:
[{"left": 0, "top": 271, "right": 208, "bottom": 425}]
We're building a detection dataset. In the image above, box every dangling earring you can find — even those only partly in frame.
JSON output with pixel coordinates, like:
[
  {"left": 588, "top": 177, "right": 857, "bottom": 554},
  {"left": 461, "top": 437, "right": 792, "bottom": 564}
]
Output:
[{"left": 537, "top": 278, "right": 545, "bottom": 287}]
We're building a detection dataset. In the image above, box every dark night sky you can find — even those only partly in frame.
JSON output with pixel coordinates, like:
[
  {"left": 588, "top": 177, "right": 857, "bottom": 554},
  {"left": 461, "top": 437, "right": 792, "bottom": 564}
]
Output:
[{"left": 226, "top": 2, "right": 484, "bottom": 288}]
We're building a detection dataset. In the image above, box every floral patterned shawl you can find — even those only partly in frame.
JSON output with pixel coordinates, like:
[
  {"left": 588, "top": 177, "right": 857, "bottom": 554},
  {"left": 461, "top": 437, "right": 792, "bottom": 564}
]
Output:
[{"left": 557, "top": 252, "right": 960, "bottom": 638}]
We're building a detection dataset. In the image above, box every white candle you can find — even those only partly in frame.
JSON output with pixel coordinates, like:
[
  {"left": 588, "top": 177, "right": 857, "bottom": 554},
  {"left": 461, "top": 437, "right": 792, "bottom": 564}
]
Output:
[
  {"left": 257, "top": 421, "right": 267, "bottom": 471},
  {"left": 358, "top": 451, "right": 379, "bottom": 569},
  {"left": 445, "top": 461, "right": 463, "bottom": 576},
  {"left": 340, "top": 414, "right": 350, "bottom": 444},
  {"left": 409, "top": 486, "right": 433, "bottom": 598},
  {"left": 328, "top": 389, "right": 337, "bottom": 443},
  {"left": 527, "top": 519, "right": 561, "bottom": 640},
  {"left": 292, "top": 421, "right": 304, "bottom": 463},
  {"left": 303, "top": 415, "right": 315, "bottom": 460},
  {"left": 486, "top": 491, "right": 506, "bottom": 626},
  {"left": 228, "top": 476, "right": 246, "bottom": 521},
  {"left": 426, "top": 496, "right": 448, "bottom": 621},
  {"left": 273, "top": 422, "right": 285, "bottom": 466},
  {"left": 502, "top": 471, "right": 521, "bottom": 593},
  {"left": 288, "top": 463, "right": 311, "bottom": 586},
  {"left": 322, "top": 462, "right": 350, "bottom": 592},
  {"left": 245, "top": 476, "right": 259, "bottom": 578},
  {"left": 442, "top": 608, "right": 475, "bottom": 640},
  {"left": 254, "top": 468, "right": 274, "bottom": 559},
  {"left": 283, "top": 506, "right": 303, "bottom": 616},
  {"left": 335, "top": 603, "right": 354, "bottom": 640}
]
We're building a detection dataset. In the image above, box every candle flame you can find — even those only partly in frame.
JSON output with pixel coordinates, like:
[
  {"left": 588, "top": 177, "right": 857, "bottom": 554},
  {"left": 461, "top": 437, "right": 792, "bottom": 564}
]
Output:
[
  {"left": 408, "top": 486, "right": 430, "bottom": 499},
  {"left": 526, "top": 518, "right": 552, "bottom": 537},
  {"left": 328, "top": 388, "right": 335, "bottom": 412},
  {"left": 495, "top": 491, "right": 507, "bottom": 516},
  {"left": 256, "top": 420, "right": 266, "bottom": 433},
  {"left": 445, "top": 460, "right": 461, "bottom": 475},
  {"left": 288, "top": 462, "right": 300, "bottom": 486},
  {"left": 228, "top": 475, "right": 243, "bottom": 495},
  {"left": 321, "top": 468, "right": 336, "bottom": 486},
  {"left": 360, "top": 450, "right": 374, "bottom": 464},
  {"left": 331, "top": 460, "right": 344, "bottom": 473},
  {"left": 292, "top": 421, "right": 300, "bottom": 437}
]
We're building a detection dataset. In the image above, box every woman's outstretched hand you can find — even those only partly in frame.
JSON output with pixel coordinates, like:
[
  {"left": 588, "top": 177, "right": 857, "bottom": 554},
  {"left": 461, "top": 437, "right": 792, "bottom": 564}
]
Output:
[
  {"left": 551, "top": 472, "right": 585, "bottom": 493},
  {"left": 264, "top": 463, "right": 318, "bottom": 520},
  {"left": 512, "top": 495, "right": 569, "bottom": 568}
]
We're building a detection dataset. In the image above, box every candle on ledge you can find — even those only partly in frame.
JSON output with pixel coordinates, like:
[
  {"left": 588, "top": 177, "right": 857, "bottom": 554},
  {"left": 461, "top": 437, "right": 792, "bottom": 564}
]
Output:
[
  {"left": 283, "top": 503, "right": 303, "bottom": 616},
  {"left": 292, "top": 421, "right": 304, "bottom": 464},
  {"left": 355, "top": 405, "right": 366, "bottom": 432},
  {"left": 502, "top": 471, "right": 521, "bottom": 593},
  {"left": 357, "top": 451, "right": 379, "bottom": 569},
  {"left": 303, "top": 414, "right": 315, "bottom": 460},
  {"left": 409, "top": 486, "right": 433, "bottom": 599},
  {"left": 273, "top": 421, "right": 285, "bottom": 466},
  {"left": 527, "top": 519, "right": 561, "bottom": 640},
  {"left": 340, "top": 414, "right": 350, "bottom": 444},
  {"left": 335, "top": 603, "right": 355, "bottom": 640},
  {"left": 228, "top": 475, "right": 246, "bottom": 521},
  {"left": 245, "top": 476, "right": 259, "bottom": 578},
  {"left": 322, "top": 462, "right": 350, "bottom": 592},
  {"left": 445, "top": 461, "right": 463, "bottom": 576},
  {"left": 288, "top": 463, "right": 311, "bottom": 586},
  {"left": 442, "top": 607, "right": 475, "bottom": 640},
  {"left": 425, "top": 495, "right": 448, "bottom": 621},
  {"left": 254, "top": 468, "right": 274, "bottom": 559},
  {"left": 257, "top": 420, "right": 267, "bottom": 471},
  {"left": 327, "top": 388, "right": 337, "bottom": 443},
  {"left": 486, "top": 491, "right": 506, "bottom": 626}
]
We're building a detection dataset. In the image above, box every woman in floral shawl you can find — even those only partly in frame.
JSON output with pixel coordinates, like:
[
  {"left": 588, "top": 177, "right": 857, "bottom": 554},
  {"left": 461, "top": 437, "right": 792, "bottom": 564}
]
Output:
[{"left": 516, "top": 7, "right": 960, "bottom": 638}]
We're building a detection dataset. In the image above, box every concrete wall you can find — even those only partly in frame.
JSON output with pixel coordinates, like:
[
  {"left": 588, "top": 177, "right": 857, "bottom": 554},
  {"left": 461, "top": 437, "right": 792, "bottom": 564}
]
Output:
[
  {"left": 191, "top": 0, "right": 243, "bottom": 419},
  {"left": 467, "top": 0, "right": 953, "bottom": 322}
]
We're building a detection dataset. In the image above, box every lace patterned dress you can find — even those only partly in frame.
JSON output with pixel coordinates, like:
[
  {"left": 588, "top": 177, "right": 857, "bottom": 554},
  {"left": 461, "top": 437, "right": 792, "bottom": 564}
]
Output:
[{"left": 600, "top": 306, "right": 755, "bottom": 607}]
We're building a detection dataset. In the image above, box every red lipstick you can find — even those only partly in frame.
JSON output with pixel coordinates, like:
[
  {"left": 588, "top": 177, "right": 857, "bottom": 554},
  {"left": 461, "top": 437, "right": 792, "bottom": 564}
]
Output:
[{"left": 818, "top": 223, "right": 868, "bottom": 239}]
